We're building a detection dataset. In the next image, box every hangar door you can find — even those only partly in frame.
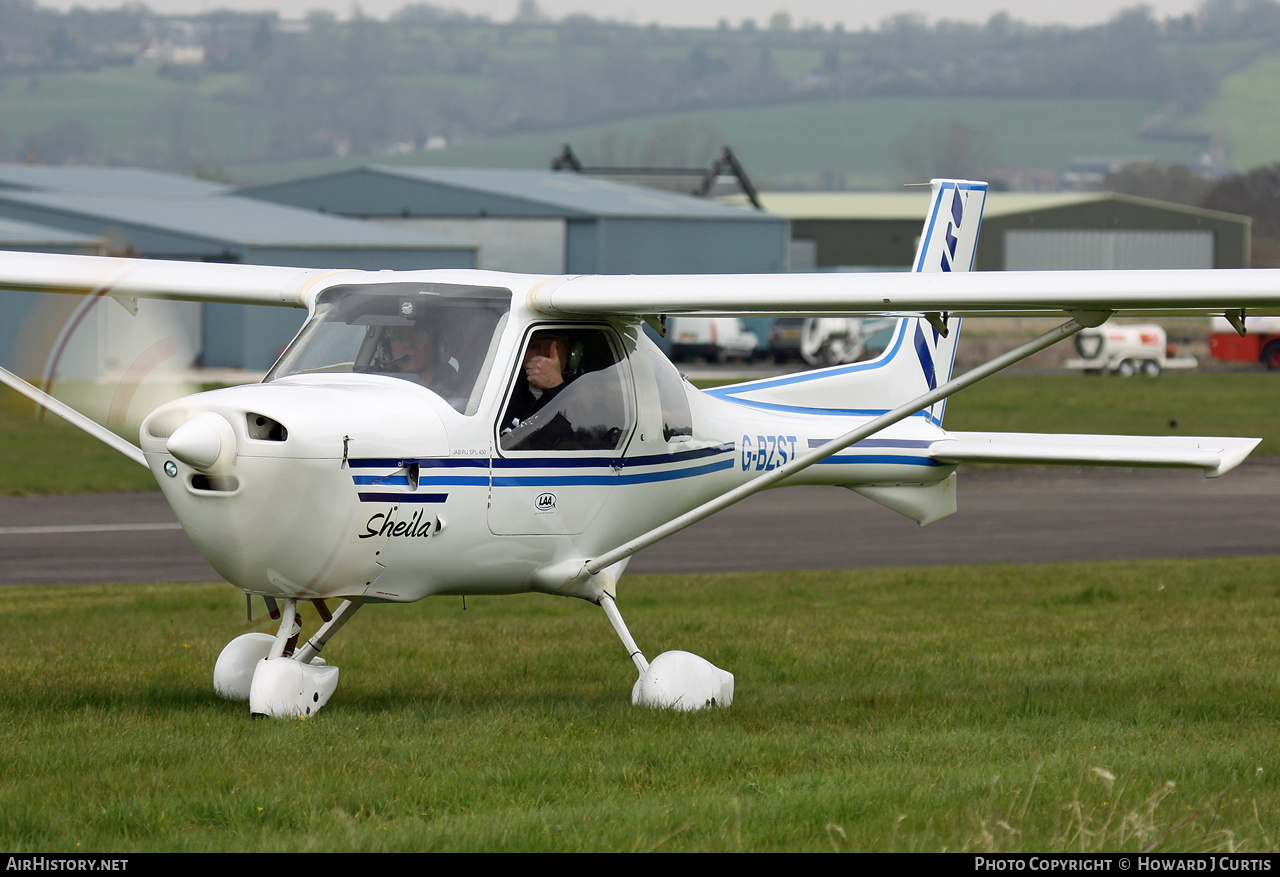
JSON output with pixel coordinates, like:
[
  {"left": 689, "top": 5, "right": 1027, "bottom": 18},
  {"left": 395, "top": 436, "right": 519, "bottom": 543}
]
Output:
[{"left": 1004, "top": 230, "right": 1214, "bottom": 270}]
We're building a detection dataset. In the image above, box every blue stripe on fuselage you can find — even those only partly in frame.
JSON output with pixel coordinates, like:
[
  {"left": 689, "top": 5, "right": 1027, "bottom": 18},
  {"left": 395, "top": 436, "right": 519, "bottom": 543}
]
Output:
[
  {"left": 817, "top": 454, "right": 940, "bottom": 468},
  {"left": 350, "top": 436, "right": 940, "bottom": 499},
  {"left": 492, "top": 458, "right": 736, "bottom": 487},
  {"left": 807, "top": 438, "right": 933, "bottom": 449},
  {"left": 357, "top": 492, "right": 448, "bottom": 503}
]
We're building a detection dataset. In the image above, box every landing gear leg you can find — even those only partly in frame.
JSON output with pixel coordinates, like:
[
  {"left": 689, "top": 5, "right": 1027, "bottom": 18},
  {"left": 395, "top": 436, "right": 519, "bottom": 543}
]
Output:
[
  {"left": 214, "top": 598, "right": 362, "bottom": 718},
  {"left": 295, "top": 599, "right": 363, "bottom": 665},
  {"left": 247, "top": 598, "right": 341, "bottom": 718},
  {"left": 599, "top": 594, "right": 733, "bottom": 711}
]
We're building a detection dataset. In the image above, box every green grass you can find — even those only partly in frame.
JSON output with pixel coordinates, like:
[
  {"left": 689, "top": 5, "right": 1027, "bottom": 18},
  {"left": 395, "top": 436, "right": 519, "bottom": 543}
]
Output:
[
  {"left": 1, "top": 37, "right": 1271, "bottom": 181},
  {"left": 0, "top": 393, "right": 157, "bottom": 495},
  {"left": 2, "top": 558, "right": 1280, "bottom": 851},
  {"left": 1192, "top": 49, "right": 1280, "bottom": 171},
  {"left": 0, "top": 67, "right": 276, "bottom": 167},
  {"left": 943, "top": 372, "right": 1280, "bottom": 452},
  {"left": 231, "top": 96, "right": 1201, "bottom": 188}
]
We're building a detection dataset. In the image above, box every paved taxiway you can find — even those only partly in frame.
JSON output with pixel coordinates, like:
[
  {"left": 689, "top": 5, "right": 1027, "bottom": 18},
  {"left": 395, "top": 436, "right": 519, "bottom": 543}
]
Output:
[{"left": 2, "top": 463, "right": 1277, "bottom": 585}]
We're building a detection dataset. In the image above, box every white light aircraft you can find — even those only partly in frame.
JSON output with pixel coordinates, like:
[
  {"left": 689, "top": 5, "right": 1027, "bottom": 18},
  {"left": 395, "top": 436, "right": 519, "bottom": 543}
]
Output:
[{"left": 2, "top": 179, "right": 1278, "bottom": 718}]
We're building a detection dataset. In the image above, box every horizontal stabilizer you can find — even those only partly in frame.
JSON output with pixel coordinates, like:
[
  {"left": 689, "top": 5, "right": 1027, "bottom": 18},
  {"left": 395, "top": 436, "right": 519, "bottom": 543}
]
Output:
[{"left": 933, "top": 432, "right": 1260, "bottom": 478}]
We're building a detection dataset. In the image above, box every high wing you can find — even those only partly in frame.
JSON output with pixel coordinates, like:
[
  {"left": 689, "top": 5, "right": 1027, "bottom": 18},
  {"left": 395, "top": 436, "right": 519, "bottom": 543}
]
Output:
[
  {"left": 3, "top": 249, "right": 1280, "bottom": 320},
  {"left": 1, "top": 178, "right": 1274, "bottom": 495},
  {"left": 531, "top": 270, "right": 1280, "bottom": 320},
  {"left": 0, "top": 251, "right": 352, "bottom": 308}
]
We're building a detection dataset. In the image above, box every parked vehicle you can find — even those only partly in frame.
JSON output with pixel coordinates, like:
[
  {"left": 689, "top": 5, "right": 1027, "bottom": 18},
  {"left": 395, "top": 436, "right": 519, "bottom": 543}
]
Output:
[
  {"left": 1209, "top": 315, "right": 1280, "bottom": 370},
  {"left": 1065, "top": 322, "right": 1197, "bottom": 376},
  {"left": 800, "top": 317, "right": 896, "bottom": 367},
  {"left": 767, "top": 318, "right": 805, "bottom": 362},
  {"left": 668, "top": 317, "right": 760, "bottom": 363}
]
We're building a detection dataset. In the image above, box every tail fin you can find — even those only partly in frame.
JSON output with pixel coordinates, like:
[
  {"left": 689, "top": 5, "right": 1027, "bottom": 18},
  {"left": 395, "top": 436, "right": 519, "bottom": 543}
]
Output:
[
  {"left": 708, "top": 179, "right": 988, "bottom": 426},
  {"left": 913, "top": 179, "right": 986, "bottom": 275},
  {"left": 909, "top": 179, "right": 986, "bottom": 423}
]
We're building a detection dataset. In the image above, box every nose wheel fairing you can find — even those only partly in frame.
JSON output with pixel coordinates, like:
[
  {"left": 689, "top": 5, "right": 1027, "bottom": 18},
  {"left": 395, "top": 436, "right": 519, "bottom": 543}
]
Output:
[
  {"left": 213, "top": 631, "right": 341, "bottom": 721},
  {"left": 215, "top": 598, "right": 361, "bottom": 718}
]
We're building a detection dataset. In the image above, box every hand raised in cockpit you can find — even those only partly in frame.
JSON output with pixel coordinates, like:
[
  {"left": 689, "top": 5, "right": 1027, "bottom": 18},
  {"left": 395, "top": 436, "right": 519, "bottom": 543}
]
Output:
[{"left": 524, "top": 334, "right": 566, "bottom": 390}]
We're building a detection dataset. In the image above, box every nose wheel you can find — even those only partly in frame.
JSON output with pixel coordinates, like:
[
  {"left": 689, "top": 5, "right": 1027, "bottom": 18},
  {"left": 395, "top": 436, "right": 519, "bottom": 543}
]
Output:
[{"left": 213, "top": 597, "right": 363, "bottom": 718}]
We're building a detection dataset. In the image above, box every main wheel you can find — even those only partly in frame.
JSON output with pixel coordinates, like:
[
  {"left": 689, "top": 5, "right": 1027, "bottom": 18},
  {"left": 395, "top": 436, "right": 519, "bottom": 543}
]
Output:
[
  {"left": 1263, "top": 341, "right": 1280, "bottom": 371},
  {"left": 1140, "top": 360, "right": 1161, "bottom": 377},
  {"left": 1116, "top": 359, "right": 1137, "bottom": 377}
]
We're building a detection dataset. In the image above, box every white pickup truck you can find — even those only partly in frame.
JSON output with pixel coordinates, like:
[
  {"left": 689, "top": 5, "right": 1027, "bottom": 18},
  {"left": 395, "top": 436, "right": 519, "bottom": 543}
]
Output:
[
  {"left": 668, "top": 317, "right": 761, "bottom": 363},
  {"left": 1065, "top": 323, "right": 1197, "bottom": 376}
]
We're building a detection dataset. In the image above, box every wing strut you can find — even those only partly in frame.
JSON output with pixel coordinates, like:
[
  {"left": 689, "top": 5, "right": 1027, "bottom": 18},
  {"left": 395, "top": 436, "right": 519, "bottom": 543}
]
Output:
[
  {"left": 0, "top": 364, "right": 148, "bottom": 468},
  {"left": 574, "top": 311, "right": 1110, "bottom": 580}
]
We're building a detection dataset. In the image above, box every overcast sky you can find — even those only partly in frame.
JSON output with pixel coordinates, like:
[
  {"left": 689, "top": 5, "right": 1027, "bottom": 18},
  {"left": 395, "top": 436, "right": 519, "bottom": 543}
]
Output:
[{"left": 34, "top": 0, "right": 1206, "bottom": 29}]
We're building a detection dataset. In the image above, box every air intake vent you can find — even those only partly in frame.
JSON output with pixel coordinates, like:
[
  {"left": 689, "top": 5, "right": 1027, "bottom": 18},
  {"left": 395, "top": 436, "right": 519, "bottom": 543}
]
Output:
[
  {"left": 191, "top": 474, "right": 239, "bottom": 492},
  {"left": 246, "top": 413, "right": 287, "bottom": 441}
]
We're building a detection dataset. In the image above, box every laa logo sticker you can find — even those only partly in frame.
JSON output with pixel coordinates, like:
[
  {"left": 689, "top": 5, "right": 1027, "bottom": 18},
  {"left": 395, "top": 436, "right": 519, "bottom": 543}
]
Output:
[{"left": 535, "top": 493, "right": 557, "bottom": 512}]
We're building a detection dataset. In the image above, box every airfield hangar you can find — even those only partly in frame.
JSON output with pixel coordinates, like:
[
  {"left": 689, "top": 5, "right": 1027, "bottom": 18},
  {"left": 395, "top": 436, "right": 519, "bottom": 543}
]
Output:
[
  {"left": 0, "top": 165, "right": 788, "bottom": 376},
  {"left": 0, "top": 166, "right": 476, "bottom": 375},
  {"left": 0, "top": 167, "right": 1252, "bottom": 379},
  {"left": 238, "top": 165, "right": 790, "bottom": 276},
  {"left": 756, "top": 191, "right": 1251, "bottom": 272}
]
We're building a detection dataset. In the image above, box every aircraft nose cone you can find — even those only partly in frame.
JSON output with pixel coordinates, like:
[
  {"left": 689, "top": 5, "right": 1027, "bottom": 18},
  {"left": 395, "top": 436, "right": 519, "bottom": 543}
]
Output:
[{"left": 167, "top": 412, "right": 235, "bottom": 471}]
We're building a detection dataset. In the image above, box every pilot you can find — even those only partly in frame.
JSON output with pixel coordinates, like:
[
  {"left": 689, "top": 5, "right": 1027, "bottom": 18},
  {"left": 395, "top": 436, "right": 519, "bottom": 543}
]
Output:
[
  {"left": 503, "top": 330, "right": 574, "bottom": 429},
  {"left": 381, "top": 322, "right": 459, "bottom": 394}
]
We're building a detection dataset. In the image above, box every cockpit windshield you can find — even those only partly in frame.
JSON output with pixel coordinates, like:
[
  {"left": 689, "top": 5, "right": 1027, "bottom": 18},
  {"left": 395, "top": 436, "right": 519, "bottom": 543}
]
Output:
[{"left": 265, "top": 281, "right": 511, "bottom": 415}]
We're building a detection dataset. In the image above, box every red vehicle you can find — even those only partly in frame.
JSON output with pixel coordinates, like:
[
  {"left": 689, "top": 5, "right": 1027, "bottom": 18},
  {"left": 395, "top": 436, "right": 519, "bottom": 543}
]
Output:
[{"left": 1209, "top": 316, "right": 1280, "bottom": 370}]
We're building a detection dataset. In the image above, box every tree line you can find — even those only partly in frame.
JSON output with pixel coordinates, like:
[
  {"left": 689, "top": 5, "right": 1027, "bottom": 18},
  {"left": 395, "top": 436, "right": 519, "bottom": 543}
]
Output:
[{"left": 3, "top": 0, "right": 1280, "bottom": 165}]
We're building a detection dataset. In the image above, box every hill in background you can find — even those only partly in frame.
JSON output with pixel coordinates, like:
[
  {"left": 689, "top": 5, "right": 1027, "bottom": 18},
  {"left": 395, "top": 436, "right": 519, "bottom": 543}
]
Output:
[{"left": 2, "top": 0, "right": 1280, "bottom": 189}]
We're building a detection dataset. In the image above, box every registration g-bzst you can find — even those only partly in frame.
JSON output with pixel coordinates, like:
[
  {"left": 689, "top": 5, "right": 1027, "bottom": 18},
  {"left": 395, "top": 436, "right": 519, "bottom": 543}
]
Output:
[{"left": 741, "top": 434, "right": 797, "bottom": 471}]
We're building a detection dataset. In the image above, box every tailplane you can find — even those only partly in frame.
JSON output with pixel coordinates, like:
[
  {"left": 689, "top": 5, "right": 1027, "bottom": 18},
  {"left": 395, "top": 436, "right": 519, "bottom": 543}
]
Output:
[{"left": 708, "top": 179, "right": 988, "bottom": 426}]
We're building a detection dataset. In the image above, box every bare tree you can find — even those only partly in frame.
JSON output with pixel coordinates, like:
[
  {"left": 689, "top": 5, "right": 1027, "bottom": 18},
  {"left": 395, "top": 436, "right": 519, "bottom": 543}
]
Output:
[
  {"left": 1201, "top": 163, "right": 1280, "bottom": 266},
  {"left": 896, "top": 118, "right": 996, "bottom": 182},
  {"left": 1102, "top": 162, "right": 1213, "bottom": 206}
]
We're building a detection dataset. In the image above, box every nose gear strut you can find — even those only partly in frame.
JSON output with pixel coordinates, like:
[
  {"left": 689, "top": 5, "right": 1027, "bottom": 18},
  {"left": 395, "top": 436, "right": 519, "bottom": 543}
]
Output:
[{"left": 214, "top": 597, "right": 363, "bottom": 718}]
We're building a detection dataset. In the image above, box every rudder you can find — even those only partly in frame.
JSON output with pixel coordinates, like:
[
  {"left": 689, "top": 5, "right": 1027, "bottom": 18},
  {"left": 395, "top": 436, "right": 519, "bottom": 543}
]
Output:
[{"left": 708, "top": 179, "right": 988, "bottom": 427}]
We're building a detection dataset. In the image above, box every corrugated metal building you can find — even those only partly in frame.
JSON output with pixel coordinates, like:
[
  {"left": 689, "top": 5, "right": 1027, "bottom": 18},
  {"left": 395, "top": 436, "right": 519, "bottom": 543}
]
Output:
[
  {"left": 0, "top": 166, "right": 477, "bottom": 372},
  {"left": 0, "top": 216, "right": 106, "bottom": 382},
  {"left": 0, "top": 215, "right": 102, "bottom": 255},
  {"left": 240, "top": 166, "right": 790, "bottom": 275},
  {"left": 753, "top": 191, "right": 1250, "bottom": 272}
]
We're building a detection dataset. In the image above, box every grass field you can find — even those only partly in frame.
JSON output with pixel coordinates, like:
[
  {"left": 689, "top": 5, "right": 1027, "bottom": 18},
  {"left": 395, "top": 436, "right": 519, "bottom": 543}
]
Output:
[
  {"left": 0, "top": 393, "right": 157, "bottom": 495},
  {"left": 232, "top": 95, "right": 1201, "bottom": 188},
  {"left": 0, "top": 66, "right": 276, "bottom": 168},
  {"left": 1191, "top": 49, "right": 1280, "bottom": 173},
  {"left": 3, "top": 34, "right": 1276, "bottom": 184},
  {"left": 943, "top": 372, "right": 1280, "bottom": 449},
  {"left": 2, "top": 558, "right": 1279, "bottom": 852}
]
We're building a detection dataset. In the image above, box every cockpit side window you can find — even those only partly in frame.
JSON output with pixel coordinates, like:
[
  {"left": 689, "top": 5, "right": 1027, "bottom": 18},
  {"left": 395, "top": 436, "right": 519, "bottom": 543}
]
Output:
[
  {"left": 498, "top": 327, "right": 633, "bottom": 452},
  {"left": 266, "top": 282, "right": 510, "bottom": 415},
  {"left": 641, "top": 347, "right": 694, "bottom": 441}
]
